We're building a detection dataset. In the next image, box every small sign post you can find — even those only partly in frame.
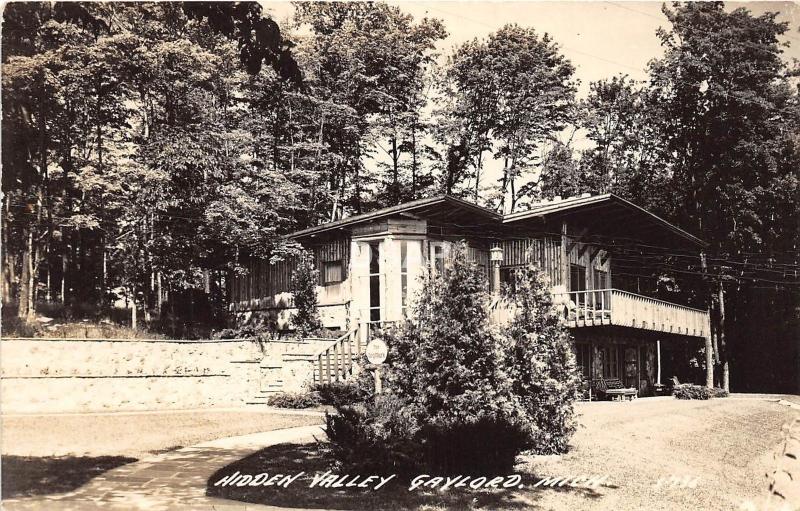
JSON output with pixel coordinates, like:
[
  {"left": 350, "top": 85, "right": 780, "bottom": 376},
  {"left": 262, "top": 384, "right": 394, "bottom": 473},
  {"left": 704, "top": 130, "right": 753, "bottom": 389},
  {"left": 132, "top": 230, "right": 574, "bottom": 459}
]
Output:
[{"left": 365, "top": 338, "right": 388, "bottom": 394}]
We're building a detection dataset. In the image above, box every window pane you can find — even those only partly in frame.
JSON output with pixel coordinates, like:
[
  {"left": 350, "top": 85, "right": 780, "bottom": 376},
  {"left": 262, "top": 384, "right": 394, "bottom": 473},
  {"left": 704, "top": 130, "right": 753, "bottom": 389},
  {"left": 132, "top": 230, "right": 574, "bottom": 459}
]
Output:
[
  {"left": 370, "top": 274, "right": 380, "bottom": 321},
  {"left": 570, "top": 265, "right": 586, "bottom": 291},
  {"left": 594, "top": 270, "right": 608, "bottom": 289},
  {"left": 369, "top": 242, "right": 380, "bottom": 274},
  {"left": 324, "top": 261, "right": 342, "bottom": 283}
]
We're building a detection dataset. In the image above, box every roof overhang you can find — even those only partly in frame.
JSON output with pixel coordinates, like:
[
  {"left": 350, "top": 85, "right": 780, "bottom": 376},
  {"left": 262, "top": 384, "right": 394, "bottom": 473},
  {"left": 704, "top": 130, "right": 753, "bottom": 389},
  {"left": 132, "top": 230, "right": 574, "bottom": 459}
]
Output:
[
  {"left": 285, "top": 193, "right": 706, "bottom": 249},
  {"left": 503, "top": 194, "right": 707, "bottom": 248},
  {"left": 287, "top": 195, "right": 501, "bottom": 240}
]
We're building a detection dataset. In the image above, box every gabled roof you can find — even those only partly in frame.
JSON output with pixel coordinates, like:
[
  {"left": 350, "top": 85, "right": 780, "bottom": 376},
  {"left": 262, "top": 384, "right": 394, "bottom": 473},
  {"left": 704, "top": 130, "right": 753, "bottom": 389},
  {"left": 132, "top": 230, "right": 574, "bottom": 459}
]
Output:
[
  {"left": 288, "top": 195, "right": 501, "bottom": 239},
  {"left": 287, "top": 193, "right": 706, "bottom": 248},
  {"left": 504, "top": 193, "right": 706, "bottom": 247}
]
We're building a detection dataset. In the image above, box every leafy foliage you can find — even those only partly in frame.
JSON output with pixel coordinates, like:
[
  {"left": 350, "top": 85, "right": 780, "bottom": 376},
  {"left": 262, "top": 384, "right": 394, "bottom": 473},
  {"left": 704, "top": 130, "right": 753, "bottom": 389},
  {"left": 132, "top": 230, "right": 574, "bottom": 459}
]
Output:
[
  {"left": 504, "top": 264, "right": 582, "bottom": 454},
  {"left": 266, "top": 392, "right": 321, "bottom": 409},
  {"left": 673, "top": 384, "right": 728, "bottom": 400},
  {"left": 326, "top": 244, "right": 577, "bottom": 473},
  {"left": 324, "top": 394, "right": 422, "bottom": 473},
  {"left": 312, "top": 379, "right": 373, "bottom": 407},
  {"left": 439, "top": 24, "right": 577, "bottom": 210},
  {"left": 290, "top": 252, "right": 322, "bottom": 337}
]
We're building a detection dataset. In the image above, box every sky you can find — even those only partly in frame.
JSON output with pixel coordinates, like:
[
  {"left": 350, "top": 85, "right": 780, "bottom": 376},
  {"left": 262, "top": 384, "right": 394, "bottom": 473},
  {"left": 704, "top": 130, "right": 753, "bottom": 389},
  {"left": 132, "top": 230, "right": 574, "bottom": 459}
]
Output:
[
  {"left": 264, "top": 1, "right": 800, "bottom": 97},
  {"left": 260, "top": 1, "right": 800, "bottom": 208}
]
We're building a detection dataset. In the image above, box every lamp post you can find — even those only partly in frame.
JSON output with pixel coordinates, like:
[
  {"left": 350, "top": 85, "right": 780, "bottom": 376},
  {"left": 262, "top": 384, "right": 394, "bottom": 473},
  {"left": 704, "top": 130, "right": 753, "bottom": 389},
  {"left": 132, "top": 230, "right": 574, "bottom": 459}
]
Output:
[{"left": 490, "top": 247, "right": 504, "bottom": 294}]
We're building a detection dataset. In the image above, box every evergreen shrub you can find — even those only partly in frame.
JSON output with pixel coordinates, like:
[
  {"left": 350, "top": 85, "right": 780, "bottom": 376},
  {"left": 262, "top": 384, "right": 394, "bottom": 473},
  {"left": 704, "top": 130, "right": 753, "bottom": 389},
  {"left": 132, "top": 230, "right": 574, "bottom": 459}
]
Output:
[
  {"left": 325, "top": 244, "right": 580, "bottom": 473},
  {"left": 266, "top": 391, "right": 320, "bottom": 409}
]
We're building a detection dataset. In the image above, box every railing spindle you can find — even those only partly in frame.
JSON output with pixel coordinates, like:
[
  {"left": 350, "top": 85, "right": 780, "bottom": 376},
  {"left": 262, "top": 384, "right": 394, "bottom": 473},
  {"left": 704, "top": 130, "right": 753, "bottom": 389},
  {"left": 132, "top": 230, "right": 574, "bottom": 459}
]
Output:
[
  {"left": 333, "top": 342, "right": 340, "bottom": 382},
  {"left": 326, "top": 349, "right": 332, "bottom": 384}
]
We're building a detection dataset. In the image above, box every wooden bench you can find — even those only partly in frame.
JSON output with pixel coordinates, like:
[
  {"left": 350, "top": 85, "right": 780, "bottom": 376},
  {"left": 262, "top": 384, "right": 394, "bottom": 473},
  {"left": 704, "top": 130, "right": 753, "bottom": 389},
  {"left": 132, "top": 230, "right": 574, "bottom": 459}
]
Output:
[{"left": 594, "top": 377, "right": 637, "bottom": 401}]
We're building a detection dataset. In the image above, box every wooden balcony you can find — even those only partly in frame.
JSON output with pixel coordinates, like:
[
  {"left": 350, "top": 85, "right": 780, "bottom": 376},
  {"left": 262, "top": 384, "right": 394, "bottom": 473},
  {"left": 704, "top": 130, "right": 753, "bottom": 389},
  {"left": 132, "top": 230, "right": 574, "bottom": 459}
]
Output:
[{"left": 491, "top": 288, "right": 709, "bottom": 338}]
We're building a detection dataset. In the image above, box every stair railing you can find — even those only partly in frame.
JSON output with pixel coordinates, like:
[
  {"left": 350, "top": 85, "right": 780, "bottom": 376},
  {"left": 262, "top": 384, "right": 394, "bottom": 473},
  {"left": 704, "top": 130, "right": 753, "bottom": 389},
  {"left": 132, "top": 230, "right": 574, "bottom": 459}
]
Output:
[{"left": 315, "top": 324, "right": 361, "bottom": 385}]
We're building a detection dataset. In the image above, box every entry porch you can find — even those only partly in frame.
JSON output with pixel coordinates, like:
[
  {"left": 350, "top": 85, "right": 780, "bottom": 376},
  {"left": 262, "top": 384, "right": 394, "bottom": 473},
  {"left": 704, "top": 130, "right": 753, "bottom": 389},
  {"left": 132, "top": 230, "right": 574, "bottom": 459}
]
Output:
[{"left": 572, "top": 327, "right": 705, "bottom": 400}]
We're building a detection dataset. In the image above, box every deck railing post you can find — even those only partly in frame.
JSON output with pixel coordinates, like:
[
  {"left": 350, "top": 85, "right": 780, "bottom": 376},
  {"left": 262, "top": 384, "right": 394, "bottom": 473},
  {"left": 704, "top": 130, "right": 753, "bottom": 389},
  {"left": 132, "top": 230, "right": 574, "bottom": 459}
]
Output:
[
  {"left": 345, "top": 334, "right": 352, "bottom": 374},
  {"left": 326, "top": 349, "right": 332, "bottom": 384},
  {"left": 333, "top": 342, "right": 340, "bottom": 382}
]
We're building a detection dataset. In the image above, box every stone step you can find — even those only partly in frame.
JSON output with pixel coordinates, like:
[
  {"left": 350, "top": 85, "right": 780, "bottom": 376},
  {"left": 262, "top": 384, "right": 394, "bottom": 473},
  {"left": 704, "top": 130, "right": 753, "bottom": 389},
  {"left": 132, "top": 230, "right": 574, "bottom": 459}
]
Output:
[{"left": 282, "top": 354, "right": 318, "bottom": 360}]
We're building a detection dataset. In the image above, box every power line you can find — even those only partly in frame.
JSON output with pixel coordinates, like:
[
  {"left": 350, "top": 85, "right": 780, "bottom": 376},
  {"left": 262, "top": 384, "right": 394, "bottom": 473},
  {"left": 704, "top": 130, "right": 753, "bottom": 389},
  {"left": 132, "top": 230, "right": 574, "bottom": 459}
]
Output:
[{"left": 604, "top": 2, "right": 664, "bottom": 23}]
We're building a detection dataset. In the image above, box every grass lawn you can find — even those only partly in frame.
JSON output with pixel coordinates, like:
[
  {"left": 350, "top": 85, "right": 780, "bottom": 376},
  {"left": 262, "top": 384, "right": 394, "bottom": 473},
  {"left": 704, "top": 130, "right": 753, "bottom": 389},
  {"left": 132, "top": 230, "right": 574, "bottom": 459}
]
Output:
[
  {"left": 206, "top": 397, "right": 798, "bottom": 511},
  {"left": 1, "top": 408, "right": 323, "bottom": 497}
]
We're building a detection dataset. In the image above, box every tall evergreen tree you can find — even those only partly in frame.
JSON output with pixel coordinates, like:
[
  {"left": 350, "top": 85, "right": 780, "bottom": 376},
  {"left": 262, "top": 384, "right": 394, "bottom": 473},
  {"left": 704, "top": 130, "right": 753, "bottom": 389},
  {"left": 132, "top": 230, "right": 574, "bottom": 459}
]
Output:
[{"left": 648, "top": 2, "right": 799, "bottom": 390}]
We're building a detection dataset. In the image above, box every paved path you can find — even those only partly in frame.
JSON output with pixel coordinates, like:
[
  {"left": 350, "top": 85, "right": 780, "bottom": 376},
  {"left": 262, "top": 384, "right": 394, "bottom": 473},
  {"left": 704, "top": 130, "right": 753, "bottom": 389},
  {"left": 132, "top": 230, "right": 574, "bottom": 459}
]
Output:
[{"left": 3, "top": 425, "right": 327, "bottom": 511}]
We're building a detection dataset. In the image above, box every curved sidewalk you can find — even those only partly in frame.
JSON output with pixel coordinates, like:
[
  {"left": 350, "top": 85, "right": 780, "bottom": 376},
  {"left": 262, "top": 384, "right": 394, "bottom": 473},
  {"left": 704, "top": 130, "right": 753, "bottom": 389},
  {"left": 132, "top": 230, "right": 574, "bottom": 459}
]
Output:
[{"left": 3, "top": 424, "right": 326, "bottom": 511}]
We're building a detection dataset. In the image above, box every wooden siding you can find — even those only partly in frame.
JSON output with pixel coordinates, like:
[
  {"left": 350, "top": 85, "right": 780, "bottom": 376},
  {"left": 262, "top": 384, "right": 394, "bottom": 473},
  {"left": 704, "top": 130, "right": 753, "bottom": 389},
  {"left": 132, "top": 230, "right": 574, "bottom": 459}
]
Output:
[
  {"left": 491, "top": 288, "right": 710, "bottom": 339},
  {"left": 312, "top": 238, "right": 350, "bottom": 285},
  {"left": 494, "top": 235, "right": 612, "bottom": 291},
  {"left": 231, "top": 238, "right": 350, "bottom": 310},
  {"left": 495, "top": 237, "right": 563, "bottom": 286}
]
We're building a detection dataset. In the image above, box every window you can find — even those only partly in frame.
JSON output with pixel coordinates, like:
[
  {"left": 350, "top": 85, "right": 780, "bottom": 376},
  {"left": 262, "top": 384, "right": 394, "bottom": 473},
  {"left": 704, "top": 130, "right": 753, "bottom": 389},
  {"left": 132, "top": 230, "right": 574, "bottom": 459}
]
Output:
[
  {"left": 593, "top": 270, "right": 609, "bottom": 310},
  {"left": 602, "top": 345, "right": 620, "bottom": 379},
  {"left": 574, "top": 344, "right": 591, "bottom": 380},
  {"left": 570, "top": 264, "right": 587, "bottom": 308},
  {"left": 368, "top": 242, "right": 381, "bottom": 322},
  {"left": 570, "top": 264, "right": 587, "bottom": 291},
  {"left": 322, "top": 260, "right": 344, "bottom": 284},
  {"left": 594, "top": 269, "right": 607, "bottom": 290},
  {"left": 433, "top": 244, "right": 445, "bottom": 275},
  {"left": 500, "top": 267, "right": 517, "bottom": 292},
  {"left": 401, "top": 241, "right": 408, "bottom": 317}
]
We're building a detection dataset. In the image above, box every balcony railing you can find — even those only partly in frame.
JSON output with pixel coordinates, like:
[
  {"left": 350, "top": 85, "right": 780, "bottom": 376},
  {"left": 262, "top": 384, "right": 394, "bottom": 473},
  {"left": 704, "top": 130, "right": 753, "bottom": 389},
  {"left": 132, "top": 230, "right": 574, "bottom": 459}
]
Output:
[{"left": 491, "top": 288, "right": 709, "bottom": 338}]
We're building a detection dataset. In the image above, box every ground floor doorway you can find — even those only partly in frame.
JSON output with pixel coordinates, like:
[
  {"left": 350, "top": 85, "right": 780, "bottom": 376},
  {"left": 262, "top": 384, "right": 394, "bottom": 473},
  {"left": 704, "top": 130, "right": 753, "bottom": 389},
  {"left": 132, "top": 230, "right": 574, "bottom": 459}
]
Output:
[{"left": 572, "top": 328, "right": 702, "bottom": 399}]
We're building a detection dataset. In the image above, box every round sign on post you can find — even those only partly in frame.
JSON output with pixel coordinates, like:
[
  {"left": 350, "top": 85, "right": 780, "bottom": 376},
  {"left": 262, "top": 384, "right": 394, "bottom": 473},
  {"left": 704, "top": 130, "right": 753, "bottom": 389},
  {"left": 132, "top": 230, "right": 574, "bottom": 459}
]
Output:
[
  {"left": 365, "top": 339, "right": 388, "bottom": 395},
  {"left": 365, "top": 338, "right": 388, "bottom": 365}
]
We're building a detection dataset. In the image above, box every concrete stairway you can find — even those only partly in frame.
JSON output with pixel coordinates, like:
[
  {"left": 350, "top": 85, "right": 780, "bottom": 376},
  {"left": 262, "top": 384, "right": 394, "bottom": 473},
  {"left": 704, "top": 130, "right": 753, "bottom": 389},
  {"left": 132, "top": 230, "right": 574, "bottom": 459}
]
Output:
[{"left": 245, "top": 339, "right": 336, "bottom": 405}]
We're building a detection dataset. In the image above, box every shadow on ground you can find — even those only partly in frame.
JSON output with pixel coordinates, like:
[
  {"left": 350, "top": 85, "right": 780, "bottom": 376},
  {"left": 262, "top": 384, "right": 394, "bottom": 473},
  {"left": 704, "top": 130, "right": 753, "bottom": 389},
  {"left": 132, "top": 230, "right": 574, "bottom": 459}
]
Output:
[
  {"left": 1, "top": 455, "right": 137, "bottom": 498},
  {"left": 206, "top": 443, "right": 602, "bottom": 511}
]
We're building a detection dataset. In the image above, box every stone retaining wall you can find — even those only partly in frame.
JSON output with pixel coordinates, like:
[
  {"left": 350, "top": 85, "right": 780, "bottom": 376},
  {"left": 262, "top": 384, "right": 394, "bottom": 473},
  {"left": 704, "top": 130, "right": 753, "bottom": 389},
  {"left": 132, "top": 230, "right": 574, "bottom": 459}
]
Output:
[{"left": 0, "top": 337, "right": 331, "bottom": 413}]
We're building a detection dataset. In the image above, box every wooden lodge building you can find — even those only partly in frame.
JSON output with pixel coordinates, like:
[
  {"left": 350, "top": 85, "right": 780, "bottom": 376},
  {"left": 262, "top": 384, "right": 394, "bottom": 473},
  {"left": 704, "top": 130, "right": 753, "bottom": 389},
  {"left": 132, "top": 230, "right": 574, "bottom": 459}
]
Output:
[{"left": 230, "top": 194, "right": 711, "bottom": 397}]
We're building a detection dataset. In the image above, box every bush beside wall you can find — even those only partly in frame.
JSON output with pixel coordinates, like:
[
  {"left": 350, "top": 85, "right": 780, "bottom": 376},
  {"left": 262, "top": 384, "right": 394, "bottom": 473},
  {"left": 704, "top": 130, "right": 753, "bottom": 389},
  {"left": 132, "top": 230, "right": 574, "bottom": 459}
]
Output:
[
  {"left": 266, "top": 392, "right": 321, "bottom": 409},
  {"left": 673, "top": 383, "right": 729, "bottom": 400}
]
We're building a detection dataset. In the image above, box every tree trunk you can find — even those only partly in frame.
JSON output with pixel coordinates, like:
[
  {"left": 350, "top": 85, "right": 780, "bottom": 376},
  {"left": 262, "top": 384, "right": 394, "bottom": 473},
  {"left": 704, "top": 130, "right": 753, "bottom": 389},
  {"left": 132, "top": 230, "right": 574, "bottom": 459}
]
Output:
[
  {"left": 510, "top": 167, "right": 517, "bottom": 213},
  {"left": 391, "top": 135, "right": 399, "bottom": 204},
  {"left": 2, "top": 253, "right": 16, "bottom": 306},
  {"left": 18, "top": 229, "right": 35, "bottom": 320},
  {"left": 61, "top": 248, "right": 67, "bottom": 305},
  {"left": 499, "top": 157, "right": 509, "bottom": 213},
  {"left": 705, "top": 335, "right": 714, "bottom": 388},
  {"left": 411, "top": 120, "right": 418, "bottom": 199},
  {"left": 101, "top": 239, "right": 107, "bottom": 309},
  {"left": 130, "top": 291, "right": 137, "bottom": 330},
  {"left": 45, "top": 247, "right": 51, "bottom": 303},
  {"left": 309, "top": 111, "right": 325, "bottom": 216},
  {"left": 474, "top": 150, "right": 483, "bottom": 203},
  {"left": 718, "top": 281, "right": 729, "bottom": 392},
  {"left": 700, "top": 252, "right": 714, "bottom": 388},
  {"left": 1, "top": 194, "right": 15, "bottom": 304},
  {"left": 156, "top": 272, "right": 163, "bottom": 316}
]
